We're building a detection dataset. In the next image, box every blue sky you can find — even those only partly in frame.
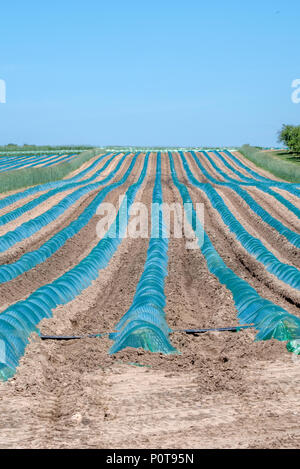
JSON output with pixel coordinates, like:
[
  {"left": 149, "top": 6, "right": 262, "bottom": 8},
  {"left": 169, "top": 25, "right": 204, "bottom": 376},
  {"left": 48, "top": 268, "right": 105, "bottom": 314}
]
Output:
[{"left": 0, "top": 0, "right": 300, "bottom": 147}]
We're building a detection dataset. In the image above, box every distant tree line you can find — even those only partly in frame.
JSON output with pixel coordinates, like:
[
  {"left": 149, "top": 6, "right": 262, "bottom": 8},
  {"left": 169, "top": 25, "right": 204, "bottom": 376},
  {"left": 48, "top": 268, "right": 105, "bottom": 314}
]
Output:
[
  {"left": 0, "top": 144, "right": 93, "bottom": 151},
  {"left": 278, "top": 125, "right": 300, "bottom": 154}
]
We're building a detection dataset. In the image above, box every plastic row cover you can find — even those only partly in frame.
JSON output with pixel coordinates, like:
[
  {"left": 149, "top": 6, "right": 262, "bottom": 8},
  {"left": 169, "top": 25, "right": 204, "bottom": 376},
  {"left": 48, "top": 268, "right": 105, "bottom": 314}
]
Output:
[
  {"left": 0, "top": 153, "right": 131, "bottom": 252},
  {"left": 223, "top": 150, "right": 300, "bottom": 196},
  {"left": 18, "top": 153, "right": 76, "bottom": 171},
  {"left": 222, "top": 149, "right": 294, "bottom": 185},
  {"left": 0, "top": 154, "right": 141, "bottom": 284},
  {"left": 190, "top": 152, "right": 300, "bottom": 248},
  {"left": 197, "top": 151, "right": 300, "bottom": 219},
  {"left": 179, "top": 152, "right": 300, "bottom": 290},
  {"left": 211, "top": 151, "right": 300, "bottom": 216},
  {"left": 212, "top": 151, "right": 300, "bottom": 211},
  {"left": 0, "top": 152, "right": 70, "bottom": 169},
  {"left": 0, "top": 153, "right": 44, "bottom": 166},
  {"left": 168, "top": 152, "right": 300, "bottom": 351},
  {"left": 205, "top": 151, "right": 300, "bottom": 219},
  {"left": 211, "top": 151, "right": 262, "bottom": 183},
  {"left": 0, "top": 153, "right": 122, "bottom": 226},
  {"left": 109, "top": 152, "right": 176, "bottom": 355},
  {"left": 222, "top": 149, "right": 284, "bottom": 182},
  {"left": 0, "top": 154, "right": 54, "bottom": 168},
  {"left": 37, "top": 154, "right": 76, "bottom": 168},
  {"left": 0, "top": 152, "right": 115, "bottom": 210},
  {"left": 0, "top": 153, "right": 58, "bottom": 172},
  {"left": 0, "top": 153, "right": 150, "bottom": 381},
  {"left": 0, "top": 153, "right": 76, "bottom": 173}
]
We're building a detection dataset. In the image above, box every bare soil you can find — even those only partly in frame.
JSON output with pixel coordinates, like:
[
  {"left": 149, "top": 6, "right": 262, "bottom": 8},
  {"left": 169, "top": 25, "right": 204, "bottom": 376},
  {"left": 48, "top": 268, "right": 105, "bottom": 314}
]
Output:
[{"left": 0, "top": 152, "right": 299, "bottom": 449}]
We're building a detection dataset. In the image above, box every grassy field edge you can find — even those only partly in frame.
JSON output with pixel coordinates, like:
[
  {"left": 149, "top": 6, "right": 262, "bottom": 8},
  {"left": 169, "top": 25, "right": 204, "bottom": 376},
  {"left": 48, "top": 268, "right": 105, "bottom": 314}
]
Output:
[
  {"left": 238, "top": 145, "right": 300, "bottom": 183},
  {"left": 0, "top": 148, "right": 102, "bottom": 194}
]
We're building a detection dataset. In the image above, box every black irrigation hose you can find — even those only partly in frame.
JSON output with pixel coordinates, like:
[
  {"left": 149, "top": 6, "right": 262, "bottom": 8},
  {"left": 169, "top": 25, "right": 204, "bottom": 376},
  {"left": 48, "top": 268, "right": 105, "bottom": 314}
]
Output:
[
  {"left": 40, "top": 333, "right": 108, "bottom": 340},
  {"left": 39, "top": 325, "right": 254, "bottom": 340},
  {"left": 173, "top": 325, "right": 254, "bottom": 335}
]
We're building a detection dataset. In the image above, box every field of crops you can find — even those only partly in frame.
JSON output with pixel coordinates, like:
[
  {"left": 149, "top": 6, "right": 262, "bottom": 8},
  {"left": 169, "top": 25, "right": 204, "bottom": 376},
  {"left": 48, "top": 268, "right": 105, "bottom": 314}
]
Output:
[
  {"left": 0, "top": 150, "right": 299, "bottom": 448},
  {"left": 0, "top": 152, "right": 78, "bottom": 172}
]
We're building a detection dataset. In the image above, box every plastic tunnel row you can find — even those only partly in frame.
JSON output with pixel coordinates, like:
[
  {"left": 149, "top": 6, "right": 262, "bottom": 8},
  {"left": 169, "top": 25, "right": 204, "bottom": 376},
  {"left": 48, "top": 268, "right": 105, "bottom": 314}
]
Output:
[
  {"left": 222, "top": 150, "right": 289, "bottom": 184},
  {"left": 0, "top": 153, "right": 150, "bottom": 381},
  {"left": 190, "top": 152, "right": 300, "bottom": 248},
  {"left": 168, "top": 152, "right": 300, "bottom": 354},
  {"left": 0, "top": 151, "right": 115, "bottom": 210},
  {"left": 0, "top": 153, "right": 132, "bottom": 252},
  {"left": 0, "top": 153, "right": 77, "bottom": 173},
  {"left": 0, "top": 152, "right": 123, "bottom": 226},
  {"left": 0, "top": 153, "right": 48, "bottom": 166},
  {"left": 35, "top": 154, "right": 76, "bottom": 168},
  {"left": 222, "top": 150, "right": 300, "bottom": 196},
  {"left": 202, "top": 151, "right": 300, "bottom": 219},
  {"left": 0, "top": 153, "right": 141, "bottom": 284},
  {"left": 0, "top": 152, "right": 70, "bottom": 168},
  {"left": 109, "top": 152, "right": 176, "bottom": 354},
  {"left": 0, "top": 151, "right": 299, "bottom": 381},
  {"left": 0, "top": 155, "right": 49, "bottom": 170},
  {"left": 178, "top": 152, "right": 300, "bottom": 290},
  {"left": 0, "top": 153, "right": 58, "bottom": 171}
]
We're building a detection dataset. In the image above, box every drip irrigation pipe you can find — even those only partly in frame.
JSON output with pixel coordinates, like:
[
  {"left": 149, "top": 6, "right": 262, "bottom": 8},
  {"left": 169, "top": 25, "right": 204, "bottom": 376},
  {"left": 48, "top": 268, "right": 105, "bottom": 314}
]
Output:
[
  {"left": 39, "top": 325, "right": 254, "bottom": 340},
  {"left": 40, "top": 333, "right": 108, "bottom": 340},
  {"left": 173, "top": 325, "right": 254, "bottom": 335}
]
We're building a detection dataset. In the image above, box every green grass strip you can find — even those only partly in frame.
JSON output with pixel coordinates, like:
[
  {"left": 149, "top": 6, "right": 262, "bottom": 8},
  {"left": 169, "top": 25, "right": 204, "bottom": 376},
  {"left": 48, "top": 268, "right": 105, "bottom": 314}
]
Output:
[
  {"left": 239, "top": 145, "right": 300, "bottom": 183},
  {"left": 0, "top": 148, "right": 102, "bottom": 194}
]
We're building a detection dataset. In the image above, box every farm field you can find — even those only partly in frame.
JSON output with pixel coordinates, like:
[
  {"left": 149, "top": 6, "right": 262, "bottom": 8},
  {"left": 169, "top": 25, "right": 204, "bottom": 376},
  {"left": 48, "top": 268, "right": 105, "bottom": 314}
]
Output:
[
  {"left": 0, "top": 149, "right": 299, "bottom": 448},
  {"left": 0, "top": 152, "right": 78, "bottom": 172},
  {"left": 239, "top": 145, "right": 300, "bottom": 183}
]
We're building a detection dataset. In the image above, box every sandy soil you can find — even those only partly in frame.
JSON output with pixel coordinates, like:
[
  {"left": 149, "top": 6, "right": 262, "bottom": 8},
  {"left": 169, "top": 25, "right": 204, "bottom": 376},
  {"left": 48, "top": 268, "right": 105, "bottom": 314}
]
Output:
[
  {"left": 0, "top": 152, "right": 299, "bottom": 449},
  {"left": 202, "top": 151, "right": 245, "bottom": 183},
  {"left": 219, "top": 151, "right": 261, "bottom": 180},
  {"left": 174, "top": 152, "right": 300, "bottom": 313},
  {"left": 0, "top": 155, "right": 145, "bottom": 308},
  {"left": 0, "top": 153, "right": 129, "bottom": 266}
]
